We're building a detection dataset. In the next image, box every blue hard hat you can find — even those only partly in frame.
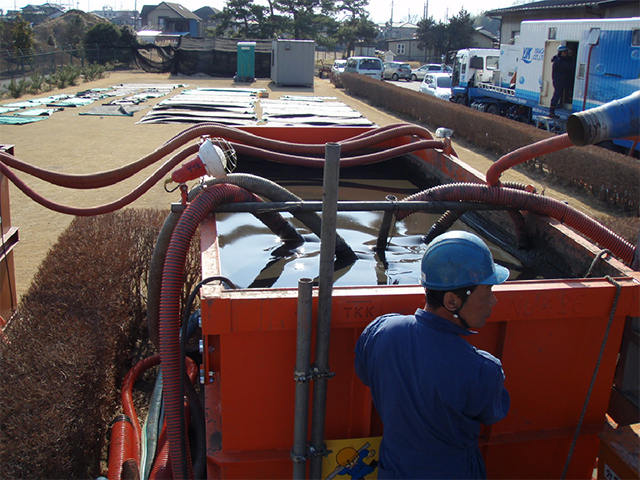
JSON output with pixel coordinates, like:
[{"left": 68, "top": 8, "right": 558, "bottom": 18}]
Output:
[
  {"left": 420, "top": 231, "right": 510, "bottom": 290},
  {"left": 557, "top": 45, "right": 568, "bottom": 52}
]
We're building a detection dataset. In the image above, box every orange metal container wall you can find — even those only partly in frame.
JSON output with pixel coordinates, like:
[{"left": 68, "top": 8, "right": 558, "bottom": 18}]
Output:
[
  {"left": 200, "top": 234, "right": 639, "bottom": 480},
  {"left": 195, "top": 126, "right": 639, "bottom": 479}
]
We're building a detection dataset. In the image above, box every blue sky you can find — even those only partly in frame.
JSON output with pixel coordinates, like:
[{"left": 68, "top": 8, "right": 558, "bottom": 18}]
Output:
[{"left": 0, "top": 0, "right": 517, "bottom": 24}]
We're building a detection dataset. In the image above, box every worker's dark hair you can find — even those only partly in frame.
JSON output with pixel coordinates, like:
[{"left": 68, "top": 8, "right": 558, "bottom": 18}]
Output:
[{"left": 426, "top": 285, "right": 477, "bottom": 309}]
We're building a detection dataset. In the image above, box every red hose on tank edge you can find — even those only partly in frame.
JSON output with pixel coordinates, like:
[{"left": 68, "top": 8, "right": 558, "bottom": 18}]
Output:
[
  {"left": 159, "top": 183, "right": 268, "bottom": 480},
  {"left": 484, "top": 134, "right": 577, "bottom": 250},
  {"left": 0, "top": 123, "right": 451, "bottom": 191},
  {"left": 0, "top": 144, "right": 198, "bottom": 216},
  {"left": 485, "top": 134, "right": 574, "bottom": 187},
  {"left": 0, "top": 136, "right": 447, "bottom": 216},
  {"left": 398, "top": 183, "right": 635, "bottom": 265}
]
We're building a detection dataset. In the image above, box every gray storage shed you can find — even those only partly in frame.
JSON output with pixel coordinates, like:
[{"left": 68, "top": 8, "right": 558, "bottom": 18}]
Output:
[{"left": 271, "top": 39, "right": 315, "bottom": 87}]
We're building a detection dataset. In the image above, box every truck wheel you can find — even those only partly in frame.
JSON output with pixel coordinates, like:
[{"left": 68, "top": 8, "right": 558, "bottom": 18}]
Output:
[
  {"left": 487, "top": 104, "right": 500, "bottom": 115},
  {"left": 456, "top": 96, "right": 467, "bottom": 106}
]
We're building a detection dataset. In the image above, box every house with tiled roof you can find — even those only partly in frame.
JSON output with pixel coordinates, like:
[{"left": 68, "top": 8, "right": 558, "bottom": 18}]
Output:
[
  {"left": 193, "top": 6, "right": 220, "bottom": 35},
  {"left": 486, "top": 0, "right": 639, "bottom": 44},
  {"left": 141, "top": 2, "right": 202, "bottom": 37},
  {"left": 16, "top": 3, "right": 64, "bottom": 24}
]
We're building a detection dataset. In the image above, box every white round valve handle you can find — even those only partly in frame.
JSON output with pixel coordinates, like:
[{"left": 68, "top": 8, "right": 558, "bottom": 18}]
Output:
[{"left": 198, "top": 139, "right": 229, "bottom": 178}]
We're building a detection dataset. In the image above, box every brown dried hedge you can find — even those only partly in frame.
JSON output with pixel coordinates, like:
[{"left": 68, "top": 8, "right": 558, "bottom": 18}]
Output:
[
  {"left": 341, "top": 73, "right": 639, "bottom": 212},
  {"left": 0, "top": 209, "right": 168, "bottom": 479}
]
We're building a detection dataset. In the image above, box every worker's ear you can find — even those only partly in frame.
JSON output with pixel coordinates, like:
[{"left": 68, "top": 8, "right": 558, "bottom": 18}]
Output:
[{"left": 443, "top": 291, "right": 460, "bottom": 313}]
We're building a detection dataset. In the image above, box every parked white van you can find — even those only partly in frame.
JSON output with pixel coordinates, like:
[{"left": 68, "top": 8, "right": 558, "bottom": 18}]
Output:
[{"left": 344, "top": 56, "right": 384, "bottom": 80}]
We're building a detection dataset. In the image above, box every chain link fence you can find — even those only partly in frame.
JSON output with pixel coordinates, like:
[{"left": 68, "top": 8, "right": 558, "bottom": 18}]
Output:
[{"left": 0, "top": 45, "right": 134, "bottom": 82}]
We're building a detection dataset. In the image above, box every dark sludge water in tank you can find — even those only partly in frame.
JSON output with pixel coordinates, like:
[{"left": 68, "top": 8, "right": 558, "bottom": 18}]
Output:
[{"left": 212, "top": 156, "right": 536, "bottom": 288}]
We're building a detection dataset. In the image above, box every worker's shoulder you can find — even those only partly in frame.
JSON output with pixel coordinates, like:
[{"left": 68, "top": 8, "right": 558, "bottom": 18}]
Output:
[
  {"left": 472, "top": 347, "right": 503, "bottom": 367},
  {"left": 470, "top": 347, "right": 506, "bottom": 381},
  {"left": 361, "top": 312, "right": 412, "bottom": 336}
]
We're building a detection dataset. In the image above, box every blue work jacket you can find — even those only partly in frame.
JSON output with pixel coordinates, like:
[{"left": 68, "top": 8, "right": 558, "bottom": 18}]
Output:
[{"left": 354, "top": 309, "right": 510, "bottom": 479}]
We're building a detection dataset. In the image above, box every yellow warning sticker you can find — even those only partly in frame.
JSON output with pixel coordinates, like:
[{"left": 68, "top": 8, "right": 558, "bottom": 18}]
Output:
[{"left": 322, "top": 436, "right": 382, "bottom": 480}]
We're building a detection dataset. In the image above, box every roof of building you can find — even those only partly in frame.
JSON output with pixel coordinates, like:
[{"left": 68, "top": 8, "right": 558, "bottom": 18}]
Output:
[
  {"left": 22, "top": 4, "right": 45, "bottom": 12},
  {"left": 378, "top": 21, "right": 419, "bottom": 29},
  {"left": 486, "top": 0, "right": 637, "bottom": 15},
  {"left": 475, "top": 26, "right": 499, "bottom": 41},
  {"left": 140, "top": 4, "right": 156, "bottom": 16},
  {"left": 193, "top": 6, "right": 219, "bottom": 19},
  {"left": 145, "top": 2, "right": 202, "bottom": 20}
]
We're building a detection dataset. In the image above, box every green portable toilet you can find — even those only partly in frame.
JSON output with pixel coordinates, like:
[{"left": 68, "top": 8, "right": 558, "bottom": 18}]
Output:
[{"left": 236, "top": 42, "right": 256, "bottom": 82}]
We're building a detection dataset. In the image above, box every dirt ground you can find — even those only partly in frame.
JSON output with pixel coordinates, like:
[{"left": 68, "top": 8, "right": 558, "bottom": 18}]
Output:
[{"left": 1, "top": 69, "right": 632, "bottom": 299}]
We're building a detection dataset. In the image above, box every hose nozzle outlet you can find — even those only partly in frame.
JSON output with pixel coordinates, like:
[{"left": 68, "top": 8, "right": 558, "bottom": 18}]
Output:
[{"left": 170, "top": 137, "right": 238, "bottom": 184}]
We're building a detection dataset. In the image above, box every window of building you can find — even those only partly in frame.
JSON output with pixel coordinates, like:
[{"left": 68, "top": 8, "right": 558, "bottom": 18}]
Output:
[{"left": 396, "top": 43, "right": 406, "bottom": 55}]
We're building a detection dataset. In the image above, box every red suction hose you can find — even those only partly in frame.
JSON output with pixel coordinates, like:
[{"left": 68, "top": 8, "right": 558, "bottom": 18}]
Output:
[
  {"left": 485, "top": 134, "right": 573, "bottom": 186},
  {"left": 0, "top": 144, "right": 198, "bottom": 216},
  {"left": 107, "top": 415, "right": 136, "bottom": 480},
  {"left": 108, "top": 355, "right": 199, "bottom": 480},
  {"left": 397, "top": 183, "right": 635, "bottom": 264},
  {"left": 159, "top": 183, "right": 268, "bottom": 480}
]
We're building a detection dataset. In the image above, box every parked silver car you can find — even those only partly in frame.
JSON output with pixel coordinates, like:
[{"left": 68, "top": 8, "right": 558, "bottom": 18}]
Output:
[
  {"left": 411, "top": 63, "right": 453, "bottom": 81},
  {"left": 382, "top": 62, "right": 412, "bottom": 81},
  {"left": 331, "top": 59, "right": 347, "bottom": 75},
  {"left": 419, "top": 73, "right": 452, "bottom": 100},
  {"left": 344, "top": 56, "right": 384, "bottom": 80}
]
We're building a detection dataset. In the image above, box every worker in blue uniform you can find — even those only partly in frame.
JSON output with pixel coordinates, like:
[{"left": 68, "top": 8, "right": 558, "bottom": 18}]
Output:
[
  {"left": 355, "top": 231, "right": 511, "bottom": 479},
  {"left": 549, "top": 45, "right": 574, "bottom": 118}
]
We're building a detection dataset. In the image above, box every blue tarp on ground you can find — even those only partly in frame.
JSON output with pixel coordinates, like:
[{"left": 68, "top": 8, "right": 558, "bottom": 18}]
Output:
[{"left": 0, "top": 115, "right": 48, "bottom": 124}]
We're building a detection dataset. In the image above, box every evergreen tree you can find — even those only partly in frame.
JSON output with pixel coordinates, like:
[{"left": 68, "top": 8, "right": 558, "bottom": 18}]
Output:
[
  {"left": 12, "top": 14, "right": 34, "bottom": 53},
  {"left": 337, "top": 15, "right": 378, "bottom": 57},
  {"left": 84, "top": 22, "right": 121, "bottom": 64},
  {"left": 447, "top": 9, "right": 475, "bottom": 52},
  {"left": 211, "top": 0, "right": 275, "bottom": 38},
  {"left": 416, "top": 9, "right": 475, "bottom": 60},
  {"left": 62, "top": 14, "right": 85, "bottom": 47}
]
